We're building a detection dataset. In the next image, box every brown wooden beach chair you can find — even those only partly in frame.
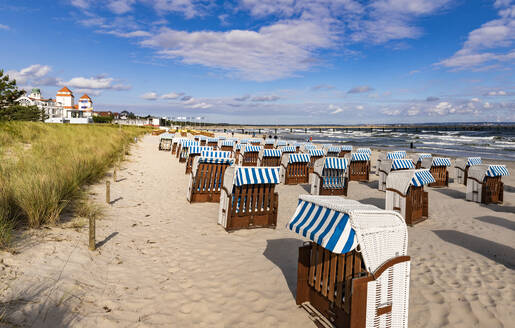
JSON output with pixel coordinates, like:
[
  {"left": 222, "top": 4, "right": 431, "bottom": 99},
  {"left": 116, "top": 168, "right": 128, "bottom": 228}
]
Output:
[
  {"left": 338, "top": 145, "right": 353, "bottom": 158},
  {"left": 258, "top": 149, "right": 282, "bottom": 167},
  {"left": 185, "top": 146, "right": 213, "bottom": 174},
  {"left": 347, "top": 152, "right": 370, "bottom": 182},
  {"left": 207, "top": 138, "right": 218, "bottom": 150},
  {"left": 466, "top": 164, "right": 509, "bottom": 204},
  {"left": 308, "top": 149, "right": 326, "bottom": 174},
  {"left": 264, "top": 139, "right": 275, "bottom": 149},
  {"left": 415, "top": 153, "right": 432, "bottom": 169},
  {"left": 455, "top": 157, "right": 481, "bottom": 185},
  {"left": 218, "top": 166, "right": 280, "bottom": 231},
  {"left": 288, "top": 196, "right": 410, "bottom": 328},
  {"left": 378, "top": 159, "right": 415, "bottom": 191},
  {"left": 310, "top": 157, "right": 348, "bottom": 196},
  {"left": 421, "top": 157, "right": 450, "bottom": 187},
  {"left": 281, "top": 153, "right": 311, "bottom": 185},
  {"left": 238, "top": 145, "right": 262, "bottom": 167},
  {"left": 187, "top": 152, "right": 234, "bottom": 203},
  {"left": 177, "top": 140, "right": 199, "bottom": 162}
]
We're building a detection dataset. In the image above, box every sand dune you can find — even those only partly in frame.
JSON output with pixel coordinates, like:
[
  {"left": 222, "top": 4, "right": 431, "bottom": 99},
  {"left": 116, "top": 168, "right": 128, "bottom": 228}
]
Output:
[{"left": 1, "top": 135, "right": 514, "bottom": 327}]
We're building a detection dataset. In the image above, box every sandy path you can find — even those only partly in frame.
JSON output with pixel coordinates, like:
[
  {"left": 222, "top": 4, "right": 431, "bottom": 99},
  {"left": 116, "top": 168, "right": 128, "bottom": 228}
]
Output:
[{"left": 1, "top": 135, "right": 514, "bottom": 327}]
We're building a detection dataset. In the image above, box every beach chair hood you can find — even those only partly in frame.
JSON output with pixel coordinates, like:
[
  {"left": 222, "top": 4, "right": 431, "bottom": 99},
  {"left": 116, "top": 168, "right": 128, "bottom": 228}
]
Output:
[
  {"left": 468, "top": 164, "right": 510, "bottom": 181},
  {"left": 386, "top": 169, "right": 435, "bottom": 196},
  {"left": 455, "top": 157, "right": 482, "bottom": 170}
]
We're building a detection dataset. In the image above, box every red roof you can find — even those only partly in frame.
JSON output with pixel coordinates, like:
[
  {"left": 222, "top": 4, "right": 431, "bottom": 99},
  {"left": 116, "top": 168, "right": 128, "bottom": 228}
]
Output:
[
  {"left": 80, "top": 94, "right": 91, "bottom": 100},
  {"left": 57, "top": 86, "right": 72, "bottom": 93}
]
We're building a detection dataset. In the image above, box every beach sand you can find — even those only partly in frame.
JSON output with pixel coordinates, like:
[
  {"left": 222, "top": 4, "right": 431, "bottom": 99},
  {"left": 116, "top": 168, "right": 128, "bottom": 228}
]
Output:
[{"left": 1, "top": 134, "right": 514, "bottom": 327}]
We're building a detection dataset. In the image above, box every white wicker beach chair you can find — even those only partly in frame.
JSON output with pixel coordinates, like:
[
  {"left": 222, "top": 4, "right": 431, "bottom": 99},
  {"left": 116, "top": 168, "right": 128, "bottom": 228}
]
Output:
[
  {"left": 378, "top": 159, "right": 415, "bottom": 191},
  {"left": 310, "top": 157, "right": 348, "bottom": 196},
  {"left": 466, "top": 164, "right": 509, "bottom": 204},
  {"left": 421, "top": 157, "right": 451, "bottom": 187},
  {"left": 455, "top": 157, "right": 481, "bottom": 185},
  {"left": 288, "top": 195, "right": 410, "bottom": 328},
  {"left": 158, "top": 133, "right": 174, "bottom": 151}
]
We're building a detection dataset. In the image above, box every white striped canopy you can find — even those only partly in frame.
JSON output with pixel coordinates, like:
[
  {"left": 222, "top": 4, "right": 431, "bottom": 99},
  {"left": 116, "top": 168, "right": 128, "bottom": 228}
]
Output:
[
  {"left": 309, "top": 149, "right": 326, "bottom": 157},
  {"left": 239, "top": 139, "right": 249, "bottom": 144},
  {"left": 327, "top": 146, "right": 341, "bottom": 153},
  {"left": 221, "top": 140, "right": 235, "bottom": 147},
  {"left": 486, "top": 165, "right": 510, "bottom": 177},
  {"left": 207, "top": 138, "right": 218, "bottom": 143},
  {"left": 467, "top": 157, "right": 482, "bottom": 166},
  {"left": 198, "top": 157, "right": 234, "bottom": 164},
  {"left": 199, "top": 135, "right": 207, "bottom": 141},
  {"left": 417, "top": 153, "right": 432, "bottom": 161},
  {"left": 432, "top": 157, "right": 451, "bottom": 167},
  {"left": 392, "top": 159, "right": 415, "bottom": 170},
  {"left": 386, "top": 151, "right": 407, "bottom": 159},
  {"left": 242, "top": 145, "right": 262, "bottom": 154},
  {"left": 288, "top": 153, "right": 311, "bottom": 163},
  {"left": 159, "top": 133, "right": 174, "bottom": 140},
  {"left": 188, "top": 146, "right": 212, "bottom": 155},
  {"left": 180, "top": 140, "right": 199, "bottom": 147},
  {"left": 303, "top": 144, "right": 317, "bottom": 150},
  {"left": 281, "top": 146, "right": 296, "bottom": 152},
  {"left": 411, "top": 169, "right": 435, "bottom": 187},
  {"left": 324, "top": 157, "right": 348, "bottom": 170},
  {"left": 201, "top": 150, "right": 231, "bottom": 158},
  {"left": 235, "top": 167, "right": 280, "bottom": 186},
  {"left": 356, "top": 148, "right": 371, "bottom": 154},
  {"left": 262, "top": 149, "right": 282, "bottom": 157},
  {"left": 351, "top": 152, "right": 370, "bottom": 161},
  {"left": 235, "top": 144, "right": 243, "bottom": 150},
  {"left": 249, "top": 139, "right": 261, "bottom": 144},
  {"left": 265, "top": 139, "right": 275, "bottom": 144},
  {"left": 340, "top": 145, "right": 353, "bottom": 151},
  {"left": 276, "top": 140, "right": 287, "bottom": 146},
  {"left": 218, "top": 136, "right": 226, "bottom": 140}
]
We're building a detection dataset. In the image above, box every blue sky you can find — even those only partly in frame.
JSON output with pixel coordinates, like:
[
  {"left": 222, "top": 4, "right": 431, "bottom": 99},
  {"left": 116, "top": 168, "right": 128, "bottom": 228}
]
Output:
[{"left": 1, "top": 0, "right": 514, "bottom": 123}]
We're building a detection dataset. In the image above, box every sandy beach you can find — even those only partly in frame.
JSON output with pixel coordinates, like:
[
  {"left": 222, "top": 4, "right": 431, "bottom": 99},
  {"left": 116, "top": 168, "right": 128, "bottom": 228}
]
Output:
[{"left": 1, "top": 134, "right": 514, "bottom": 327}]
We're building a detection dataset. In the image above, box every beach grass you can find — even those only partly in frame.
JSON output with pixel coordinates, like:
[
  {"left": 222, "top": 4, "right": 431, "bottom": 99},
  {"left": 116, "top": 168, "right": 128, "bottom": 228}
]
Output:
[{"left": 0, "top": 122, "right": 149, "bottom": 247}]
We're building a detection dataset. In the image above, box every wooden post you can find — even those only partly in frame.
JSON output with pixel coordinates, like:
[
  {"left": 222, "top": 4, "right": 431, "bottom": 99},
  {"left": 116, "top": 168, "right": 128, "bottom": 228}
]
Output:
[
  {"left": 106, "top": 181, "right": 111, "bottom": 204},
  {"left": 113, "top": 167, "right": 117, "bottom": 182},
  {"left": 89, "top": 216, "right": 96, "bottom": 251}
]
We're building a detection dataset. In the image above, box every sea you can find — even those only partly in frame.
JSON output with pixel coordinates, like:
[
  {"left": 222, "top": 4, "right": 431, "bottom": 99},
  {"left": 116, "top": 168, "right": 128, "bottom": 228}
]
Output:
[{"left": 242, "top": 127, "right": 515, "bottom": 161}]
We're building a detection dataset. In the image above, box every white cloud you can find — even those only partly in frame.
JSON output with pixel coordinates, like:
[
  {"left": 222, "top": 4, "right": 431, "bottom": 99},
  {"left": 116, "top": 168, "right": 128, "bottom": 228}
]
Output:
[
  {"left": 329, "top": 104, "right": 343, "bottom": 114},
  {"left": 161, "top": 92, "right": 183, "bottom": 99},
  {"left": 485, "top": 90, "right": 508, "bottom": 96},
  {"left": 407, "top": 107, "right": 420, "bottom": 116},
  {"left": 189, "top": 102, "right": 212, "bottom": 109},
  {"left": 348, "top": 85, "right": 373, "bottom": 94},
  {"left": 61, "top": 76, "right": 131, "bottom": 90},
  {"left": 356, "top": 105, "right": 364, "bottom": 110},
  {"left": 7, "top": 64, "right": 53, "bottom": 86},
  {"left": 251, "top": 95, "right": 280, "bottom": 102},
  {"left": 103, "top": 30, "right": 152, "bottom": 38},
  {"left": 483, "top": 101, "right": 493, "bottom": 108},
  {"left": 141, "top": 91, "right": 159, "bottom": 100},
  {"left": 107, "top": 0, "right": 135, "bottom": 14},
  {"left": 381, "top": 108, "right": 402, "bottom": 116},
  {"left": 0, "top": 24, "right": 10, "bottom": 30},
  {"left": 428, "top": 101, "right": 453, "bottom": 115}
]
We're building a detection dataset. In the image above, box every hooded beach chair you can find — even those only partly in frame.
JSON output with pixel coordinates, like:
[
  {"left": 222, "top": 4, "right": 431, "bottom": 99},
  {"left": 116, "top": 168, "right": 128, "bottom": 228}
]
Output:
[
  {"left": 421, "top": 157, "right": 451, "bottom": 187},
  {"left": 415, "top": 153, "right": 431, "bottom": 169},
  {"left": 185, "top": 146, "right": 213, "bottom": 174},
  {"left": 325, "top": 146, "right": 341, "bottom": 157},
  {"left": 158, "top": 133, "right": 174, "bottom": 151},
  {"left": 288, "top": 195, "right": 410, "bottom": 328},
  {"left": 386, "top": 169, "right": 435, "bottom": 225},
  {"left": 177, "top": 140, "right": 199, "bottom": 162},
  {"left": 347, "top": 152, "right": 371, "bottom": 182},
  {"left": 310, "top": 157, "right": 348, "bottom": 196},
  {"left": 308, "top": 149, "right": 327, "bottom": 173},
  {"left": 281, "top": 153, "right": 311, "bottom": 185},
  {"left": 377, "top": 151, "right": 407, "bottom": 175},
  {"left": 207, "top": 137, "right": 219, "bottom": 149},
  {"left": 249, "top": 138, "right": 261, "bottom": 146},
  {"left": 258, "top": 149, "right": 282, "bottom": 167},
  {"left": 276, "top": 140, "right": 287, "bottom": 148},
  {"left": 264, "top": 139, "right": 276, "bottom": 149},
  {"left": 187, "top": 151, "right": 234, "bottom": 203},
  {"left": 378, "top": 158, "right": 415, "bottom": 191},
  {"left": 171, "top": 137, "right": 185, "bottom": 155},
  {"left": 455, "top": 157, "right": 481, "bottom": 185},
  {"left": 280, "top": 145, "right": 296, "bottom": 155},
  {"left": 220, "top": 139, "right": 235, "bottom": 152},
  {"left": 466, "top": 164, "right": 509, "bottom": 204},
  {"left": 238, "top": 145, "right": 263, "bottom": 167},
  {"left": 301, "top": 143, "right": 317, "bottom": 153},
  {"left": 218, "top": 166, "right": 280, "bottom": 231},
  {"left": 339, "top": 145, "right": 353, "bottom": 157},
  {"left": 198, "top": 135, "right": 207, "bottom": 146}
]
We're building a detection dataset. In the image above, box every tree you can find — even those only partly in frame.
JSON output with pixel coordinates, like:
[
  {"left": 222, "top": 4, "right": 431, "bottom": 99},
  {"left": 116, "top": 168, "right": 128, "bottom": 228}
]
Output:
[{"left": 0, "top": 69, "right": 45, "bottom": 121}]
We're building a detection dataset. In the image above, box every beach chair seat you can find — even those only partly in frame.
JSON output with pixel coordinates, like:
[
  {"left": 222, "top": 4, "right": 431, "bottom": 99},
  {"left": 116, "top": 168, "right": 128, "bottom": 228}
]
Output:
[
  {"left": 264, "top": 139, "right": 276, "bottom": 149},
  {"left": 281, "top": 153, "right": 311, "bottom": 185},
  {"left": 308, "top": 149, "right": 326, "bottom": 174},
  {"left": 386, "top": 169, "right": 434, "bottom": 225},
  {"left": 187, "top": 152, "right": 234, "bottom": 203},
  {"left": 218, "top": 167, "right": 280, "bottom": 231},
  {"left": 185, "top": 146, "right": 213, "bottom": 174},
  {"left": 455, "top": 157, "right": 481, "bottom": 185},
  {"left": 288, "top": 196, "right": 410, "bottom": 328},
  {"left": 238, "top": 145, "right": 262, "bottom": 166},
  {"left": 258, "top": 148, "right": 282, "bottom": 167},
  {"left": 207, "top": 138, "right": 219, "bottom": 150},
  {"left": 177, "top": 140, "right": 199, "bottom": 162},
  {"left": 219, "top": 139, "right": 235, "bottom": 152},
  {"left": 158, "top": 133, "right": 174, "bottom": 151},
  {"left": 466, "top": 164, "right": 509, "bottom": 204},
  {"left": 310, "top": 157, "right": 348, "bottom": 196},
  {"left": 347, "top": 152, "right": 370, "bottom": 182},
  {"left": 249, "top": 139, "right": 261, "bottom": 146},
  {"left": 378, "top": 159, "right": 415, "bottom": 191},
  {"left": 421, "top": 157, "right": 451, "bottom": 187}
]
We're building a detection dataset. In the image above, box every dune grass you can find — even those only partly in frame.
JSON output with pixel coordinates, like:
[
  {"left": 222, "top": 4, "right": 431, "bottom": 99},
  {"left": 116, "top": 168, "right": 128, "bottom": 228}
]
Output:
[{"left": 0, "top": 122, "right": 148, "bottom": 247}]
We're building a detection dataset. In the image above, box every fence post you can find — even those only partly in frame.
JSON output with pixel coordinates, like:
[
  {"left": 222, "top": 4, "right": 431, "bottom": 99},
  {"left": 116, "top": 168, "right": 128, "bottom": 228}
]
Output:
[
  {"left": 89, "top": 216, "right": 96, "bottom": 251},
  {"left": 113, "top": 167, "right": 117, "bottom": 182},
  {"left": 106, "top": 181, "right": 111, "bottom": 204}
]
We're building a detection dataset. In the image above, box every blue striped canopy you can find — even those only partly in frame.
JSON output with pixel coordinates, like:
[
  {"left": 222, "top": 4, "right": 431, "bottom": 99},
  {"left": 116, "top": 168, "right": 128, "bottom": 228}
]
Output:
[
  {"left": 411, "top": 169, "right": 435, "bottom": 187},
  {"left": 327, "top": 146, "right": 341, "bottom": 153},
  {"left": 486, "top": 165, "right": 509, "bottom": 177},
  {"left": 356, "top": 148, "right": 371, "bottom": 154},
  {"left": 207, "top": 138, "right": 218, "bottom": 143},
  {"left": 324, "top": 157, "right": 348, "bottom": 170},
  {"left": 340, "top": 145, "right": 353, "bottom": 151},
  {"left": 180, "top": 140, "right": 199, "bottom": 147},
  {"left": 432, "top": 157, "right": 451, "bottom": 167},
  {"left": 263, "top": 149, "right": 282, "bottom": 157},
  {"left": 392, "top": 159, "right": 415, "bottom": 170},
  {"left": 235, "top": 144, "right": 243, "bottom": 150},
  {"left": 281, "top": 146, "right": 296, "bottom": 152},
  {"left": 351, "top": 152, "right": 370, "bottom": 161},
  {"left": 218, "top": 136, "right": 226, "bottom": 140},
  {"left": 221, "top": 140, "right": 235, "bottom": 147},
  {"left": 239, "top": 139, "right": 249, "bottom": 144},
  {"left": 159, "top": 133, "right": 174, "bottom": 140},
  {"left": 289, "top": 153, "right": 311, "bottom": 163},
  {"left": 235, "top": 167, "right": 280, "bottom": 186},
  {"left": 199, "top": 135, "right": 207, "bottom": 141},
  {"left": 242, "top": 145, "right": 262, "bottom": 154},
  {"left": 309, "top": 149, "right": 326, "bottom": 157},
  {"left": 201, "top": 150, "right": 231, "bottom": 158},
  {"left": 188, "top": 146, "right": 212, "bottom": 155},
  {"left": 264, "top": 139, "right": 275, "bottom": 145},
  {"left": 303, "top": 144, "right": 317, "bottom": 150},
  {"left": 276, "top": 140, "right": 287, "bottom": 146},
  {"left": 198, "top": 157, "right": 234, "bottom": 164},
  {"left": 386, "top": 151, "right": 407, "bottom": 159},
  {"left": 467, "top": 157, "right": 482, "bottom": 166},
  {"left": 249, "top": 139, "right": 261, "bottom": 144},
  {"left": 417, "top": 153, "right": 432, "bottom": 161},
  {"left": 287, "top": 198, "right": 358, "bottom": 254}
]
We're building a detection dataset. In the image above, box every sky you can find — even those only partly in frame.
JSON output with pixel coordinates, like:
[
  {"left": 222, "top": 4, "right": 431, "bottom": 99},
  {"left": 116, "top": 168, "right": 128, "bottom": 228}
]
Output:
[{"left": 0, "top": 0, "right": 514, "bottom": 124}]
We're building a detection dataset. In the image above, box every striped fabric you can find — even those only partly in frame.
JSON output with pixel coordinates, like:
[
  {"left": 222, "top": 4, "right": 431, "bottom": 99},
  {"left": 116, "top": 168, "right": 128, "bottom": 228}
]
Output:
[
  {"left": 218, "top": 136, "right": 226, "bottom": 140},
  {"left": 180, "top": 140, "right": 199, "bottom": 147},
  {"left": 199, "top": 135, "right": 207, "bottom": 141},
  {"left": 327, "top": 146, "right": 341, "bottom": 153},
  {"left": 276, "top": 140, "right": 287, "bottom": 146},
  {"left": 323, "top": 177, "right": 346, "bottom": 188},
  {"left": 221, "top": 140, "right": 235, "bottom": 147},
  {"left": 198, "top": 157, "right": 234, "bottom": 164},
  {"left": 262, "top": 149, "right": 282, "bottom": 157},
  {"left": 207, "top": 138, "right": 218, "bottom": 143},
  {"left": 392, "top": 159, "right": 415, "bottom": 170},
  {"left": 264, "top": 139, "right": 275, "bottom": 145},
  {"left": 281, "top": 146, "right": 296, "bottom": 152},
  {"left": 201, "top": 150, "right": 231, "bottom": 158},
  {"left": 417, "top": 153, "right": 432, "bottom": 161},
  {"left": 188, "top": 146, "right": 212, "bottom": 155},
  {"left": 356, "top": 148, "right": 371, "bottom": 154},
  {"left": 324, "top": 157, "right": 348, "bottom": 170},
  {"left": 432, "top": 157, "right": 451, "bottom": 167},
  {"left": 351, "top": 152, "right": 370, "bottom": 161},
  {"left": 287, "top": 199, "right": 357, "bottom": 254},
  {"left": 239, "top": 139, "right": 249, "bottom": 144},
  {"left": 467, "top": 157, "right": 482, "bottom": 166},
  {"left": 234, "top": 167, "right": 280, "bottom": 186},
  {"left": 303, "top": 144, "right": 317, "bottom": 150},
  {"left": 249, "top": 139, "right": 261, "bottom": 144},
  {"left": 486, "top": 165, "right": 510, "bottom": 177},
  {"left": 340, "top": 145, "right": 353, "bottom": 151},
  {"left": 411, "top": 170, "right": 436, "bottom": 187},
  {"left": 159, "top": 133, "right": 174, "bottom": 140},
  {"left": 309, "top": 149, "right": 326, "bottom": 157},
  {"left": 386, "top": 151, "right": 407, "bottom": 159},
  {"left": 242, "top": 145, "right": 262, "bottom": 154},
  {"left": 289, "top": 153, "right": 311, "bottom": 163}
]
